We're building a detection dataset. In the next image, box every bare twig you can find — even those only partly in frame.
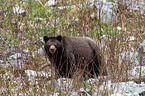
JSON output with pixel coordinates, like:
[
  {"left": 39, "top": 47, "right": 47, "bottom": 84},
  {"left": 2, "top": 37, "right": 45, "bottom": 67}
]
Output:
[
  {"left": 37, "top": 0, "right": 45, "bottom": 8},
  {"left": 0, "top": 35, "right": 10, "bottom": 46}
]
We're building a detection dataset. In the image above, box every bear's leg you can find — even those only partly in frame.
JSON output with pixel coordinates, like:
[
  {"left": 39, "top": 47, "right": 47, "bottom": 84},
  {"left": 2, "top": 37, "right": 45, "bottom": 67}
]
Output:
[{"left": 89, "top": 61, "right": 100, "bottom": 78}]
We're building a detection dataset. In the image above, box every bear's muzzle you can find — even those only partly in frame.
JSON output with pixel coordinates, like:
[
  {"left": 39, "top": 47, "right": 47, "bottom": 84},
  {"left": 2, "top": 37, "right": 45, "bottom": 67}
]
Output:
[{"left": 49, "top": 45, "right": 56, "bottom": 54}]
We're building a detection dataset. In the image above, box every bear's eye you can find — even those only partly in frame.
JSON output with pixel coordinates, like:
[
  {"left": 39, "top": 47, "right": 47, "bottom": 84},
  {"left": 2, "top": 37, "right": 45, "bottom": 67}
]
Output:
[{"left": 48, "top": 43, "right": 57, "bottom": 46}]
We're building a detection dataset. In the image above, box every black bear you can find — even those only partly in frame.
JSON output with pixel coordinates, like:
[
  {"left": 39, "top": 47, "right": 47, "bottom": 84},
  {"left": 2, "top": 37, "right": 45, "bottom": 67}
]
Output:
[{"left": 43, "top": 35, "right": 107, "bottom": 78}]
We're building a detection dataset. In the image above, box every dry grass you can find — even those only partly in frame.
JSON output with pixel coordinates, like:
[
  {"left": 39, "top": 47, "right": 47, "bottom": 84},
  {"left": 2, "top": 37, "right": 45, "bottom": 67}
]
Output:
[{"left": 0, "top": 0, "right": 144, "bottom": 95}]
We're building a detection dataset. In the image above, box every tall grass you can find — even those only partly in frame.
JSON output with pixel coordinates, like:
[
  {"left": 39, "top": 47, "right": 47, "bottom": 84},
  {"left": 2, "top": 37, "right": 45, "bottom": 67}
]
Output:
[{"left": 0, "top": 0, "right": 144, "bottom": 95}]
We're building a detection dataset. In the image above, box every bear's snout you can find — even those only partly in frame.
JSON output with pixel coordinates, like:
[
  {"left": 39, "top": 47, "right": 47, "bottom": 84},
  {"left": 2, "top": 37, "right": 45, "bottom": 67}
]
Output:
[{"left": 49, "top": 45, "right": 56, "bottom": 54}]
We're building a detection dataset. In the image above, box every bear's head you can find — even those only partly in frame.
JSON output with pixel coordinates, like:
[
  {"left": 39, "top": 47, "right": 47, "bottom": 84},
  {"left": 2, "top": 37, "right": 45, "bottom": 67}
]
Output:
[{"left": 43, "top": 35, "right": 62, "bottom": 54}]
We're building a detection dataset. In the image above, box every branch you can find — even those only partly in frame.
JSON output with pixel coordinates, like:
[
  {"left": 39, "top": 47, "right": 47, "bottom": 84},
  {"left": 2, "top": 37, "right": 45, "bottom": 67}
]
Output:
[{"left": 37, "top": 0, "right": 45, "bottom": 8}]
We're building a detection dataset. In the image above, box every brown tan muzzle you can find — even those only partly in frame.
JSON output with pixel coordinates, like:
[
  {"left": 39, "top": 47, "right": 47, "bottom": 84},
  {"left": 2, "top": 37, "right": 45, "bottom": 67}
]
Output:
[{"left": 49, "top": 45, "right": 56, "bottom": 54}]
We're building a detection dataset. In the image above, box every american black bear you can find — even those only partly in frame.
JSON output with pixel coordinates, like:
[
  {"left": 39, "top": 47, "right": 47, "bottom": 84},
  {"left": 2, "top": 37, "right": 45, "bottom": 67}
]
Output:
[{"left": 43, "top": 35, "right": 107, "bottom": 78}]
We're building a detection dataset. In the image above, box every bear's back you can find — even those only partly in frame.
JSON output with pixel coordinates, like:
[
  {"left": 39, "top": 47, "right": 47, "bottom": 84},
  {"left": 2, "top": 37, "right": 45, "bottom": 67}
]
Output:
[{"left": 62, "top": 36, "right": 96, "bottom": 62}]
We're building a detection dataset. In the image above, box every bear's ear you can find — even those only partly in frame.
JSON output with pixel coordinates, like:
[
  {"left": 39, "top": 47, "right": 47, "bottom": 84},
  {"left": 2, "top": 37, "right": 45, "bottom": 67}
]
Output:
[
  {"left": 56, "top": 35, "right": 62, "bottom": 42},
  {"left": 43, "top": 36, "right": 49, "bottom": 42}
]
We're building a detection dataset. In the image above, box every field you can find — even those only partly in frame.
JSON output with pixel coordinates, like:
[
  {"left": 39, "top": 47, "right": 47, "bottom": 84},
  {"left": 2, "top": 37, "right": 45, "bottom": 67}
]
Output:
[{"left": 0, "top": 0, "right": 145, "bottom": 95}]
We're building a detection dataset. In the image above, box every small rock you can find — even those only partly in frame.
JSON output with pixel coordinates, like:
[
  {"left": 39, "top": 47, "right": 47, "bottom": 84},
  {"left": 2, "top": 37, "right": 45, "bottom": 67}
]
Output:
[
  {"left": 9, "top": 53, "right": 22, "bottom": 60},
  {"left": 13, "top": 5, "right": 26, "bottom": 15},
  {"left": 55, "top": 78, "right": 73, "bottom": 90},
  {"left": 45, "top": 0, "right": 56, "bottom": 6},
  {"left": 129, "top": 66, "right": 145, "bottom": 78},
  {"left": 25, "top": 70, "right": 51, "bottom": 78},
  {"left": 128, "top": 36, "right": 136, "bottom": 41},
  {"left": 120, "top": 51, "right": 139, "bottom": 65}
]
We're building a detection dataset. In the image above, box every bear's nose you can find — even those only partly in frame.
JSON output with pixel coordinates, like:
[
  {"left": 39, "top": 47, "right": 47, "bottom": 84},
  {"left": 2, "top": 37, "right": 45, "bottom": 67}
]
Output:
[{"left": 49, "top": 45, "right": 56, "bottom": 53}]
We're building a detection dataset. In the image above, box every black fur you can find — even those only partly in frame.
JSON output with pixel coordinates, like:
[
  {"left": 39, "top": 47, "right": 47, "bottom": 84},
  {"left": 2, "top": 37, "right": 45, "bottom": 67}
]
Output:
[{"left": 43, "top": 35, "right": 107, "bottom": 78}]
